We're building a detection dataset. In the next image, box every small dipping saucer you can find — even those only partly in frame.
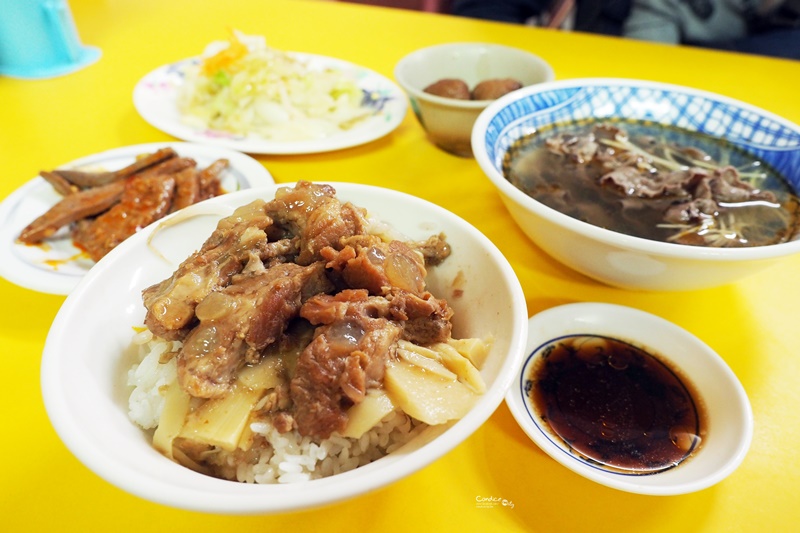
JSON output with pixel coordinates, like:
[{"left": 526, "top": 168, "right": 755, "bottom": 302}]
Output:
[{"left": 506, "top": 302, "right": 753, "bottom": 495}]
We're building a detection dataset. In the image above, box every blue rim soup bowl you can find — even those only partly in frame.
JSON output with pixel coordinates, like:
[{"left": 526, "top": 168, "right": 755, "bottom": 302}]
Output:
[{"left": 472, "top": 78, "right": 800, "bottom": 291}]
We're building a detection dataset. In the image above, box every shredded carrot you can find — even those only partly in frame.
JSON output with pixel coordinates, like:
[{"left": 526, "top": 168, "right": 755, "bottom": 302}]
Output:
[{"left": 201, "top": 30, "right": 248, "bottom": 76}]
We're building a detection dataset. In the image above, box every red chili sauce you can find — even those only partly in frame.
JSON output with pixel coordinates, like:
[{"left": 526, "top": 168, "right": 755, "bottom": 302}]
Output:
[{"left": 526, "top": 335, "right": 706, "bottom": 474}]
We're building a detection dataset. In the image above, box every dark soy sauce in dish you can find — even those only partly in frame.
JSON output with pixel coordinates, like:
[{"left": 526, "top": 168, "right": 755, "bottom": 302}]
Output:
[
  {"left": 526, "top": 335, "right": 706, "bottom": 474},
  {"left": 503, "top": 118, "right": 800, "bottom": 248}
]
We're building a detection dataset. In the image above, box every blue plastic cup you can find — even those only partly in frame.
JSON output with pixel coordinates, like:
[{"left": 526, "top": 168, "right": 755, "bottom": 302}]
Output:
[{"left": 0, "top": 0, "right": 101, "bottom": 79}]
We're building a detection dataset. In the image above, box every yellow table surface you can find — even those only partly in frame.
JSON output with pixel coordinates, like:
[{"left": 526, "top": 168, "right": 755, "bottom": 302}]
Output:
[{"left": 2, "top": 0, "right": 799, "bottom": 531}]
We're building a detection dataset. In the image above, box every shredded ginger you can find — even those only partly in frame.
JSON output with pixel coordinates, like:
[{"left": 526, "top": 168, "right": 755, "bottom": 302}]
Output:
[{"left": 177, "top": 31, "right": 370, "bottom": 141}]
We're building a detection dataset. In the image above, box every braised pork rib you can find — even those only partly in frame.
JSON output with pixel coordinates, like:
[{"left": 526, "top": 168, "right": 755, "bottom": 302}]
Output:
[{"left": 141, "top": 181, "right": 453, "bottom": 438}]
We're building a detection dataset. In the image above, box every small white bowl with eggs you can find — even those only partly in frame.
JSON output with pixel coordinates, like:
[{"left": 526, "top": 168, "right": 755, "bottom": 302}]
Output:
[{"left": 395, "top": 42, "right": 554, "bottom": 157}]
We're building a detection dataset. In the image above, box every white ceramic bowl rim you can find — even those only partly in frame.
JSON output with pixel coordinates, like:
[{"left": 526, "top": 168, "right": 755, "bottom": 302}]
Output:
[
  {"left": 472, "top": 77, "right": 800, "bottom": 261},
  {"left": 394, "top": 42, "right": 556, "bottom": 108},
  {"left": 40, "top": 182, "right": 529, "bottom": 514},
  {"left": 505, "top": 302, "right": 754, "bottom": 495}
]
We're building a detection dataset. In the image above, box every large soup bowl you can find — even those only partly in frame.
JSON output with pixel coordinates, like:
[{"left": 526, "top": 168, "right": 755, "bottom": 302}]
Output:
[
  {"left": 40, "top": 182, "right": 528, "bottom": 514},
  {"left": 472, "top": 78, "right": 800, "bottom": 291}
]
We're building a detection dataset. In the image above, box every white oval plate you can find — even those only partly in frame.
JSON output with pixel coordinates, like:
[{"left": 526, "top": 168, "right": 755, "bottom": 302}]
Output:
[
  {"left": 133, "top": 53, "right": 407, "bottom": 155},
  {"left": 506, "top": 302, "right": 753, "bottom": 495},
  {"left": 0, "top": 142, "right": 273, "bottom": 295}
]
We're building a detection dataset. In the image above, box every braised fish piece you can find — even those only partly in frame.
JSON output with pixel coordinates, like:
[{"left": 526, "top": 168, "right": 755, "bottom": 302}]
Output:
[
  {"left": 53, "top": 147, "right": 177, "bottom": 189},
  {"left": 134, "top": 155, "right": 197, "bottom": 180},
  {"left": 73, "top": 174, "right": 176, "bottom": 262},
  {"left": 197, "top": 158, "right": 229, "bottom": 201},
  {"left": 39, "top": 170, "right": 79, "bottom": 196},
  {"left": 169, "top": 158, "right": 230, "bottom": 213},
  {"left": 170, "top": 167, "right": 201, "bottom": 213},
  {"left": 19, "top": 148, "right": 229, "bottom": 262},
  {"left": 18, "top": 180, "right": 126, "bottom": 244}
]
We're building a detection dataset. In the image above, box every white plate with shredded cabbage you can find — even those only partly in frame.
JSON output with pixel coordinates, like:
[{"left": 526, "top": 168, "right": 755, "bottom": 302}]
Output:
[{"left": 133, "top": 35, "right": 407, "bottom": 155}]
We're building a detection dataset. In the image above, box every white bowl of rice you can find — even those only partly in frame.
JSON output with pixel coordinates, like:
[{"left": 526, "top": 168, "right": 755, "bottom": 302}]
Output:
[{"left": 41, "top": 181, "right": 528, "bottom": 514}]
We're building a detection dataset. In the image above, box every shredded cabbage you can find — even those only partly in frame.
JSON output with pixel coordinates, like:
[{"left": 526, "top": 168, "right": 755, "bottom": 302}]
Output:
[{"left": 177, "top": 31, "right": 371, "bottom": 141}]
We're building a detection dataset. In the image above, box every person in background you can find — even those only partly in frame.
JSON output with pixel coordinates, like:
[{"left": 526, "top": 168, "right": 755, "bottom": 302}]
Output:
[
  {"left": 623, "top": 0, "right": 800, "bottom": 59},
  {"left": 451, "top": 0, "right": 633, "bottom": 36},
  {"left": 451, "top": 0, "right": 799, "bottom": 60}
]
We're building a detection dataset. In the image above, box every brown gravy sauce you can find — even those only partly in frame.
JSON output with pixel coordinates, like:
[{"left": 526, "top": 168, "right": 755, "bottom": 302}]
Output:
[{"left": 526, "top": 335, "right": 706, "bottom": 474}]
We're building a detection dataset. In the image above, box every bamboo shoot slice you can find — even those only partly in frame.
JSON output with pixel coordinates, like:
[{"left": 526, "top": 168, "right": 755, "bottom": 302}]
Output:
[
  {"left": 152, "top": 381, "right": 192, "bottom": 460},
  {"left": 447, "top": 337, "right": 492, "bottom": 369},
  {"left": 341, "top": 390, "right": 396, "bottom": 439},
  {"left": 178, "top": 384, "right": 262, "bottom": 451},
  {"left": 397, "top": 346, "right": 457, "bottom": 380},
  {"left": 431, "top": 342, "right": 486, "bottom": 394},
  {"left": 384, "top": 359, "right": 477, "bottom": 425}
]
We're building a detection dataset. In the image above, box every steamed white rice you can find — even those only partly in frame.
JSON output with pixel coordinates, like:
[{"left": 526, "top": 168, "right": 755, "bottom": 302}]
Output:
[{"left": 127, "top": 328, "right": 427, "bottom": 483}]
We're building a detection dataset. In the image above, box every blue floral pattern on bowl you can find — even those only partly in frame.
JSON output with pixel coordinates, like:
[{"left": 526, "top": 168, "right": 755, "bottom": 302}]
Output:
[{"left": 481, "top": 80, "right": 800, "bottom": 191}]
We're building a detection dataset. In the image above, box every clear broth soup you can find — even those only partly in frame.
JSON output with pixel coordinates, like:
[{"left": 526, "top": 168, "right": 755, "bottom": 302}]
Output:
[{"left": 503, "top": 118, "right": 800, "bottom": 247}]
